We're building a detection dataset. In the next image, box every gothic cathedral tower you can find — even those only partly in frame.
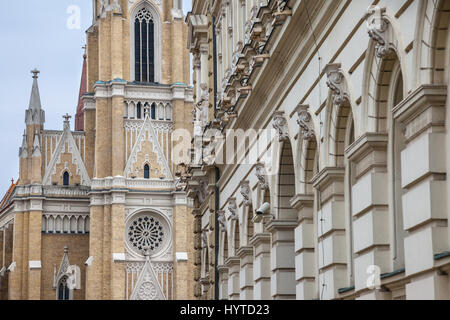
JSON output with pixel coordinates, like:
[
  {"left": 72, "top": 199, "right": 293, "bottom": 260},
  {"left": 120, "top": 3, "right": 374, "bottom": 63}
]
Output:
[
  {"left": 1, "top": 0, "right": 194, "bottom": 300},
  {"left": 83, "top": 0, "right": 194, "bottom": 300}
]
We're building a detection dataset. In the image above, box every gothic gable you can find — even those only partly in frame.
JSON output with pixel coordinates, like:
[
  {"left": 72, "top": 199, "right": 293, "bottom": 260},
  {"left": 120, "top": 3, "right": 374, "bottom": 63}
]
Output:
[
  {"left": 124, "top": 112, "right": 173, "bottom": 180},
  {"left": 42, "top": 122, "right": 91, "bottom": 186},
  {"left": 129, "top": 258, "right": 166, "bottom": 300}
]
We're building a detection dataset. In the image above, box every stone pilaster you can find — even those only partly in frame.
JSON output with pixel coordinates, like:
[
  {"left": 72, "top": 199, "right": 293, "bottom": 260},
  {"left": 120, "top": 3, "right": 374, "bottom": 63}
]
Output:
[
  {"left": 311, "top": 167, "right": 347, "bottom": 300},
  {"left": 225, "top": 256, "right": 240, "bottom": 300},
  {"left": 346, "top": 133, "right": 390, "bottom": 295},
  {"left": 250, "top": 232, "right": 271, "bottom": 300},
  {"left": 291, "top": 194, "right": 316, "bottom": 299},
  {"left": 237, "top": 246, "right": 254, "bottom": 300},
  {"left": 392, "top": 85, "right": 449, "bottom": 299},
  {"left": 217, "top": 265, "right": 229, "bottom": 300},
  {"left": 266, "top": 220, "right": 297, "bottom": 300}
]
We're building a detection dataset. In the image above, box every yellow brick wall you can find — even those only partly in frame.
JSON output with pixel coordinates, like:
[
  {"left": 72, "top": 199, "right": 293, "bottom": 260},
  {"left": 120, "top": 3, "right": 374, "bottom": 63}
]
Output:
[
  {"left": 1, "top": 224, "right": 13, "bottom": 300},
  {"left": 51, "top": 147, "right": 82, "bottom": 186},
  {"left": 41, "top": 234, "right": 89, "bottom": 300},
  {"left": 173, "top": 205, "right": 195, "bottom": 299}
]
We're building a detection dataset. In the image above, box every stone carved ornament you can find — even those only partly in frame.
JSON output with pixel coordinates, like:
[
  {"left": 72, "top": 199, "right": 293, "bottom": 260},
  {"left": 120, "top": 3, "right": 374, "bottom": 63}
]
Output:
[
  {"left": 240, "top": 181, "right": 251, "bottom": 206},
  {"left": 255, "top": 163, "right": 269, "bottom": 190},
  {"left": 365, "top": 6, "right": 392, "bottom": 59},
  {"left": 100, "top": 0, "right": 121, "bottom": 18},
  {"left": 227, "top": 199, "right": 238, "bottom": 221},
  {"left": 272, "top": 111, "right": 289, "bottom": 141},
  {"left": 325, "top": 63, "right": 348, "bottom": 107},
  {"left": 217, "top": 210, "right": 226, "bottom": 232},
  {"left": 296, "top": 105, "right": 315, "bottom": 141}
]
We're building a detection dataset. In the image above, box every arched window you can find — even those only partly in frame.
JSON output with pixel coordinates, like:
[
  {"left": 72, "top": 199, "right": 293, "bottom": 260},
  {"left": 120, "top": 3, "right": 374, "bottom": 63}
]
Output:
[
  {"left": 158, "top": 104, "right": 164, "bottom": 120},
  {"left": 57, "top": 276, "right": 70, "bottom": 300},
  {"left": 151, "top": 103, "right": 156, "bottom": 120},
  {"left": 144, "top": 164, "right": 150, "bottom": 179},
  {"left": 63, "top": 172, "right": 70, "bottom": 186},
  {"left": 137, "top": 102, "right": 142, "bottom": 119},
  {"left": 134, "top": 7, "right": 155, "bottom": 83},
  {"left": 165, "top": 104, "right": 172, "bottom": 121}
]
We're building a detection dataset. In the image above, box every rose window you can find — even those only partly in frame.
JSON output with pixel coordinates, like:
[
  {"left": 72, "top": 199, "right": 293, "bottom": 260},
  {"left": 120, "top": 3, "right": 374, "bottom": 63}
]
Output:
[
  {"left": 126, "top": 211, "right": 170, "bottom": 257},
  {"left": 128, "top": 216, "right": 164, "bottom": 252}
]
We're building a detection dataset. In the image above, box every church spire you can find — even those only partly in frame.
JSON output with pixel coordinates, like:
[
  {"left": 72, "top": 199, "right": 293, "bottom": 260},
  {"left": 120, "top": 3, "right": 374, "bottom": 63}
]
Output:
[
  {"left": 25, "top": 69, "right": 45, "bottom": 126},
  {"left": 75, "top": 52, "right": 87, "bottom": 131}
]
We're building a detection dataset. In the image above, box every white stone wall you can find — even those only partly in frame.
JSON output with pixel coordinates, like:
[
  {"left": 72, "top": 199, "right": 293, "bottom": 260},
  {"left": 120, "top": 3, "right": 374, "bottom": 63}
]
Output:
[{"left": 190, "top": 0, "right": 450, "bottom": 300}]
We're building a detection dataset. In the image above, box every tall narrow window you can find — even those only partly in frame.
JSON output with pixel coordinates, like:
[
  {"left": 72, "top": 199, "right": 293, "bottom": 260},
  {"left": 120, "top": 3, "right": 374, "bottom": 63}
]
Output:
[
  {"left": 63, "top": 172, "right": 70, "bottom": 186},
  {"left": 57, "top": 277, "right": 70, "bottom": 300},
  {"left": 137, "top": 102, "right": 142, "bottom": 119},
  {"left": 134, "top": 8, "right": 155, "bottom": 83},
  {"left": 151, "top": 103, "right": 156, "bottom": 120},
  {"left": 144, "top": 164, "right": 150, "bottom": 179}
]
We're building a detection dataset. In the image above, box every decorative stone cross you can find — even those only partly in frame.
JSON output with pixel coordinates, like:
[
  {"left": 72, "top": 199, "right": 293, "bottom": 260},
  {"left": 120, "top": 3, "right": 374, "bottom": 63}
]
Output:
[
  {"left": 31, "top": 69, "right": 40, "bottom": 79},
  {"left": 63, "top": 113, "right": 72, "bottom": 122}
]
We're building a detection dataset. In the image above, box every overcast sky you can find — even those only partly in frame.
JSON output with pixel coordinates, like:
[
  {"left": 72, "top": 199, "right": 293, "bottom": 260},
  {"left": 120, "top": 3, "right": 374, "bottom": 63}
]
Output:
[{"left": 0, "top": 0, "right": 192, "bottom": 196}]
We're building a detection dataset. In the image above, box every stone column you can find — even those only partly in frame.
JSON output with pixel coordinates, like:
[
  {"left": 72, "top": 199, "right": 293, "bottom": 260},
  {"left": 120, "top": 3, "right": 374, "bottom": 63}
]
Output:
[
  {"left": 291, "top": 194, "right": 316, "bottom": 299},
  {"left": 311, "top": 168, "right": 348, "bottom": 300},
  {"left": 237, "top": 246, "right": 254, "bottom": 299},
  {"left": 250, "top": 232, "right": 271, "bottom": 300},
  {"left": 392, "top": 85, "right": 449, "bottom": 299},
  {"left": 199, "top": 43, "right": 209, "bottom": 87},
  {"left": 217, "top": 265, "right": 229, "bottom": 300},
  {"left": 346, "top": 133, "right": 390, "bottom": 296}
]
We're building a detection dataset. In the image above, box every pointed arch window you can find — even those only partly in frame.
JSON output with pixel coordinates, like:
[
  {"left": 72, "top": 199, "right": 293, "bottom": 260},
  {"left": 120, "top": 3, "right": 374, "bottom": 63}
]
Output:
[
  {"left": 151, "top": 103, "right": 156, "bottom": 120},
  {"left": 134, "top": 7, "right": 155, "bottom": 83},
  {"left": 144, "top": 164, "right": 150, "bottom": 179},
  {"left": 137, "top": 102, "right": 142, "bottom": 119},
  {"left": 57, "top": 276, "right": 70, "bottom": 300},
  {"left": 63, "top": 172, "right": 70, "bottom": 186}
]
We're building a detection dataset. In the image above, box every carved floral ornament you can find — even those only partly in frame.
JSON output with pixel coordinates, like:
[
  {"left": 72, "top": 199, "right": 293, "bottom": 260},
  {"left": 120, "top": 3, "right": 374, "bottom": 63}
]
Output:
[
  {"left": 364, "top": 5, "right": 393, "bottom": 59},
  {"left": 325, "top": 63, "right": 348, "bottom": 107},
  {"left": 240, "top": 181, "right": 251, "bottom": 206},
  {"left": 296, "top": 105, "right": 315, "bottom": 141},
  {"left": 272, "top": 111, "right": 289, "bottom": 141}
]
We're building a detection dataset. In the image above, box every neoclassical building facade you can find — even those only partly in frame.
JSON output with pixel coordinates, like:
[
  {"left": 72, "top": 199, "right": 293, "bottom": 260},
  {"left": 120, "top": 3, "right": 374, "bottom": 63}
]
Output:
[
  {"left": 186, "top": 0, "right": 450, "bottom": 300},
  {"left": 0, "top": 0, "right": 195, "bottom": 300}
]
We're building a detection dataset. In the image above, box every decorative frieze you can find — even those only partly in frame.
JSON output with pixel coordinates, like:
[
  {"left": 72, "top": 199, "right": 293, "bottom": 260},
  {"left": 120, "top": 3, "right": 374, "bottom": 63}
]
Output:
[{"left": 42, "top": 213, "right": 90, "bottom": 234}]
